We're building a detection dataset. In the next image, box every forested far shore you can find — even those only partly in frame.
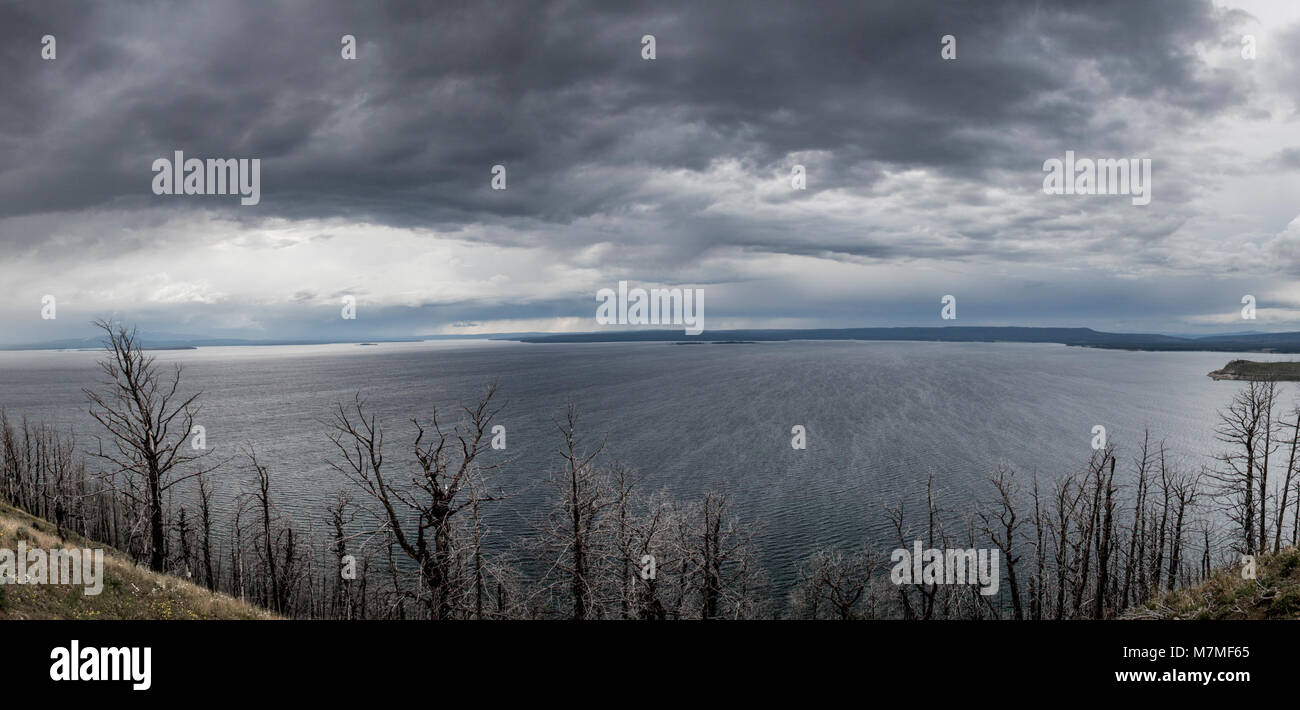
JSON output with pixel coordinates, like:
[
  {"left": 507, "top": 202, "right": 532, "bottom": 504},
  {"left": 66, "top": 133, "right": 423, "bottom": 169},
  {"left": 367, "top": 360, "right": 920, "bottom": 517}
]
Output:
[{"left": 3, "top": 320, "right": 1299, "bottom": 620}]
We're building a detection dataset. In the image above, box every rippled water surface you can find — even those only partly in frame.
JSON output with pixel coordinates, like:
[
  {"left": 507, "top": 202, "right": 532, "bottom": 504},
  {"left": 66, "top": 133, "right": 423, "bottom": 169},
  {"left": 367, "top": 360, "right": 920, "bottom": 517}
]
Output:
[{"left": 0, "top": 339, "right": 1277, "bottom": 588}]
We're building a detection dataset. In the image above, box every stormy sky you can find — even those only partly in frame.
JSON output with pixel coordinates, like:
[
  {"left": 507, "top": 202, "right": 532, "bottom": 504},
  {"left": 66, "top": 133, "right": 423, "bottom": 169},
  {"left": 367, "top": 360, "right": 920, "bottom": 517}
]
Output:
[{"left": 3, "top": 0, "right": 1300, "bottom": 344}]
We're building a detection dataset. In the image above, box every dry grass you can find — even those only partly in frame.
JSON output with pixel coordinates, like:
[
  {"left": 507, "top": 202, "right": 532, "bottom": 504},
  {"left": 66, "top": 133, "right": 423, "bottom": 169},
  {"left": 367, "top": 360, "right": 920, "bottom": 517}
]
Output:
[
  {"left": 1127, "top": 546, "right": 1300, "bottom": 620},
  {"left": 0, "top": 501, "right": 275, "bottom": 620}
]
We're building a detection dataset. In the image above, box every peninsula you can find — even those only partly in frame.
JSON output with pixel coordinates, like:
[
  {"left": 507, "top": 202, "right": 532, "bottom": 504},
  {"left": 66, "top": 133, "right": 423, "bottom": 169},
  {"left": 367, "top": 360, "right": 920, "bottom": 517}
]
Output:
[{"left": 1208, "top": 360, "right": 1300, "bottom": 381}]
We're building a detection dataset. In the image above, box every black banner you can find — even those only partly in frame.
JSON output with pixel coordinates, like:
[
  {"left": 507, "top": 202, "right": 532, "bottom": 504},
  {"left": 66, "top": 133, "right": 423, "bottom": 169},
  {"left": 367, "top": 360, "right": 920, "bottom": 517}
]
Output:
[{"left": 2, "top": 620, "right": 1286, "bottom": 698}]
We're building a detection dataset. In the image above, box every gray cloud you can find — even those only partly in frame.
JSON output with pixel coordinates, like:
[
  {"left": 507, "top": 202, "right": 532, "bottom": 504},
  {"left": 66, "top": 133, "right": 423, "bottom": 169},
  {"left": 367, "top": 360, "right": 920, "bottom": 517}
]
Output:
[
  {"left": 0, "top": 1, "right": 1251, "bottom": 221},
  {"left": 0, "top": 0, "right": 1296, "bottom": 342}
]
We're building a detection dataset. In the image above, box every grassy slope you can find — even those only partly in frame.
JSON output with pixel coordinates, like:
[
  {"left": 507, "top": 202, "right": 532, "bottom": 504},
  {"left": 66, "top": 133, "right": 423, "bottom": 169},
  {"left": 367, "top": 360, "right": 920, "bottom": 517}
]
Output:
[
  {"left": 0, "top": 501, "right": 273, "bottom": 620},
  {"left": 1128, "top": 547, "right": 1300, "bottom": 620}
]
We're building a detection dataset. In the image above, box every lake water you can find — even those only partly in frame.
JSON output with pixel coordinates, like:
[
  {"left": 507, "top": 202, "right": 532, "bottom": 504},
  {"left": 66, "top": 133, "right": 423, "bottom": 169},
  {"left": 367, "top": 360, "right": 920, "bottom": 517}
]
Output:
[{"left": 0, "top": 339, "right": 1280, "bottom": 590}]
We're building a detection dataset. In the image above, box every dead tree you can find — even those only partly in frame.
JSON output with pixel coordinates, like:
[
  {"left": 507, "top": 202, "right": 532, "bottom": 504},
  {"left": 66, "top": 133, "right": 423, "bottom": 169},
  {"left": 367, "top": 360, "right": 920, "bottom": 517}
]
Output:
[
  {"left": 1029, "top": 470, "right": 1046, "bottom": 619},
  {"left": 1093, "top": 452, "right": 1116, "bottom": 619},
  {"left": 1274, "top": 404, "right": 1300, "bottom": 554},
  {"left": 1210, "top": 382, "right": 1269, "bottom": 554},
  {"left": 1048, "top": 471, "right": 1082, "bottom": 619},
  {"left": 978, "top": 463, "right": 1024, "bottom": 619},
  {"left": 326, "top": 491, "right": 359, "bottom": 618},
  {"left": 1121, "top": 431, "right": 1153, "bottom": 609},
  {"left": 327, "top": 384, "right": 503, "bottom": 620},
  {"left": 173, "top": 506, "right": 194, "bottom": 579},
  {"left": 243, "top": 449, "right": 283, "bottom": 613},
  {"left": 629, "top": 493, "right": 672, "bottom": 620},
  {"left": 1256, "top": 379, "right": 1279, "bottom": 554},
  {"left": 1150, "top": 442, "right": 1172, "bottom": 592},
  {"left": 685, "top": 489, "right": 764, "bottom": 619},
  {"left": 197, "top": 471, "right": 217, "bottom": 590},
  {"left": 887, "top": 473, "right": 946, "bottom": 620},
  {"left": 84, "top": 319, "right": 206, "bottom": 571},
  {"left": 608, "top": 463, "right": 642, "bottom": 619},
  {"left": 546, "top": 403, "right": 608, "bottom": 620},
  {"left": 1294, "top": 473, "right": 1300, "bottom": 548},
  {"left": 789, "top": 547, "right": 879, "bottom": 620},
  {"left": 1165, "top": 468, "right": 1202, "bottom": 591},
  {"left": 1070, "top": 447, "right": 1111, "bottom": 618}
]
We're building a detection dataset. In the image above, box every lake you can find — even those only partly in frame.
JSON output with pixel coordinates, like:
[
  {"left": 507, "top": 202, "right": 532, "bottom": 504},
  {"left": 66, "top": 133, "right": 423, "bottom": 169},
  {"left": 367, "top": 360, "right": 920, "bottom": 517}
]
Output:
[{"left": 0, "top": 339, "right": 1277, "bottom": 591}]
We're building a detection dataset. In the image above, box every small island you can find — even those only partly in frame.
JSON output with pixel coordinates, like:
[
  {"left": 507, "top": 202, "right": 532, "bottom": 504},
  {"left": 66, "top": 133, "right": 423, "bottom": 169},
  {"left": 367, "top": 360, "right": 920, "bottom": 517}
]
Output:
[{"left": 1208, "top": 359, "right": 1300, "bottom": 381}]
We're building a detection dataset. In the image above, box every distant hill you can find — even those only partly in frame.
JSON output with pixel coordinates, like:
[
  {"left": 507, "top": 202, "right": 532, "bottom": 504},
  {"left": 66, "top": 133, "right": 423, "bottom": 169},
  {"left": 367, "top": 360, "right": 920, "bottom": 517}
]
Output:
[{"left": 518, "top": 326, "right": 1300, "bottom": 353}]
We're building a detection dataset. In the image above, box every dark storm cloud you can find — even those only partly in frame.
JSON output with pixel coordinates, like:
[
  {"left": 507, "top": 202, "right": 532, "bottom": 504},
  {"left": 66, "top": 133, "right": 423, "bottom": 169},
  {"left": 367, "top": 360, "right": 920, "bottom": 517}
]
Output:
[{"left": 0, "top": 0, "right": 1252, "bottom": 260}]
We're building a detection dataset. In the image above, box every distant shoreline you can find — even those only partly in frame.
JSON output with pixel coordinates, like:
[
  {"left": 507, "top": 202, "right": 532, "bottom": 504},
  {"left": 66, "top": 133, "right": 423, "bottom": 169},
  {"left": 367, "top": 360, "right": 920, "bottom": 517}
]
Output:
[
  {"left": 517, "top": 326, "right": 1300, "bottom": 353},
  {"left": 13, "top": 325, "right": 1300, "bottom": 354},
  {"left": 1209, "top": 359, "right": 1300, "bottom": 381}
]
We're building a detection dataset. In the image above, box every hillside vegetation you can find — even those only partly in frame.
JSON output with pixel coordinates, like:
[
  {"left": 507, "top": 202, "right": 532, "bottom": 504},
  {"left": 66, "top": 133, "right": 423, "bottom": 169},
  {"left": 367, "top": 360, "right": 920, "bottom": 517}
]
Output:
[
  {"left": 1128, "top": 547, "right": 1300, "bottom": 620},
  {"left": 0, "top": 501, "right": 273, "bottom": 620},
  {"left": 1208, "top": 360, "right": 1300, "bottom": 381}
]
